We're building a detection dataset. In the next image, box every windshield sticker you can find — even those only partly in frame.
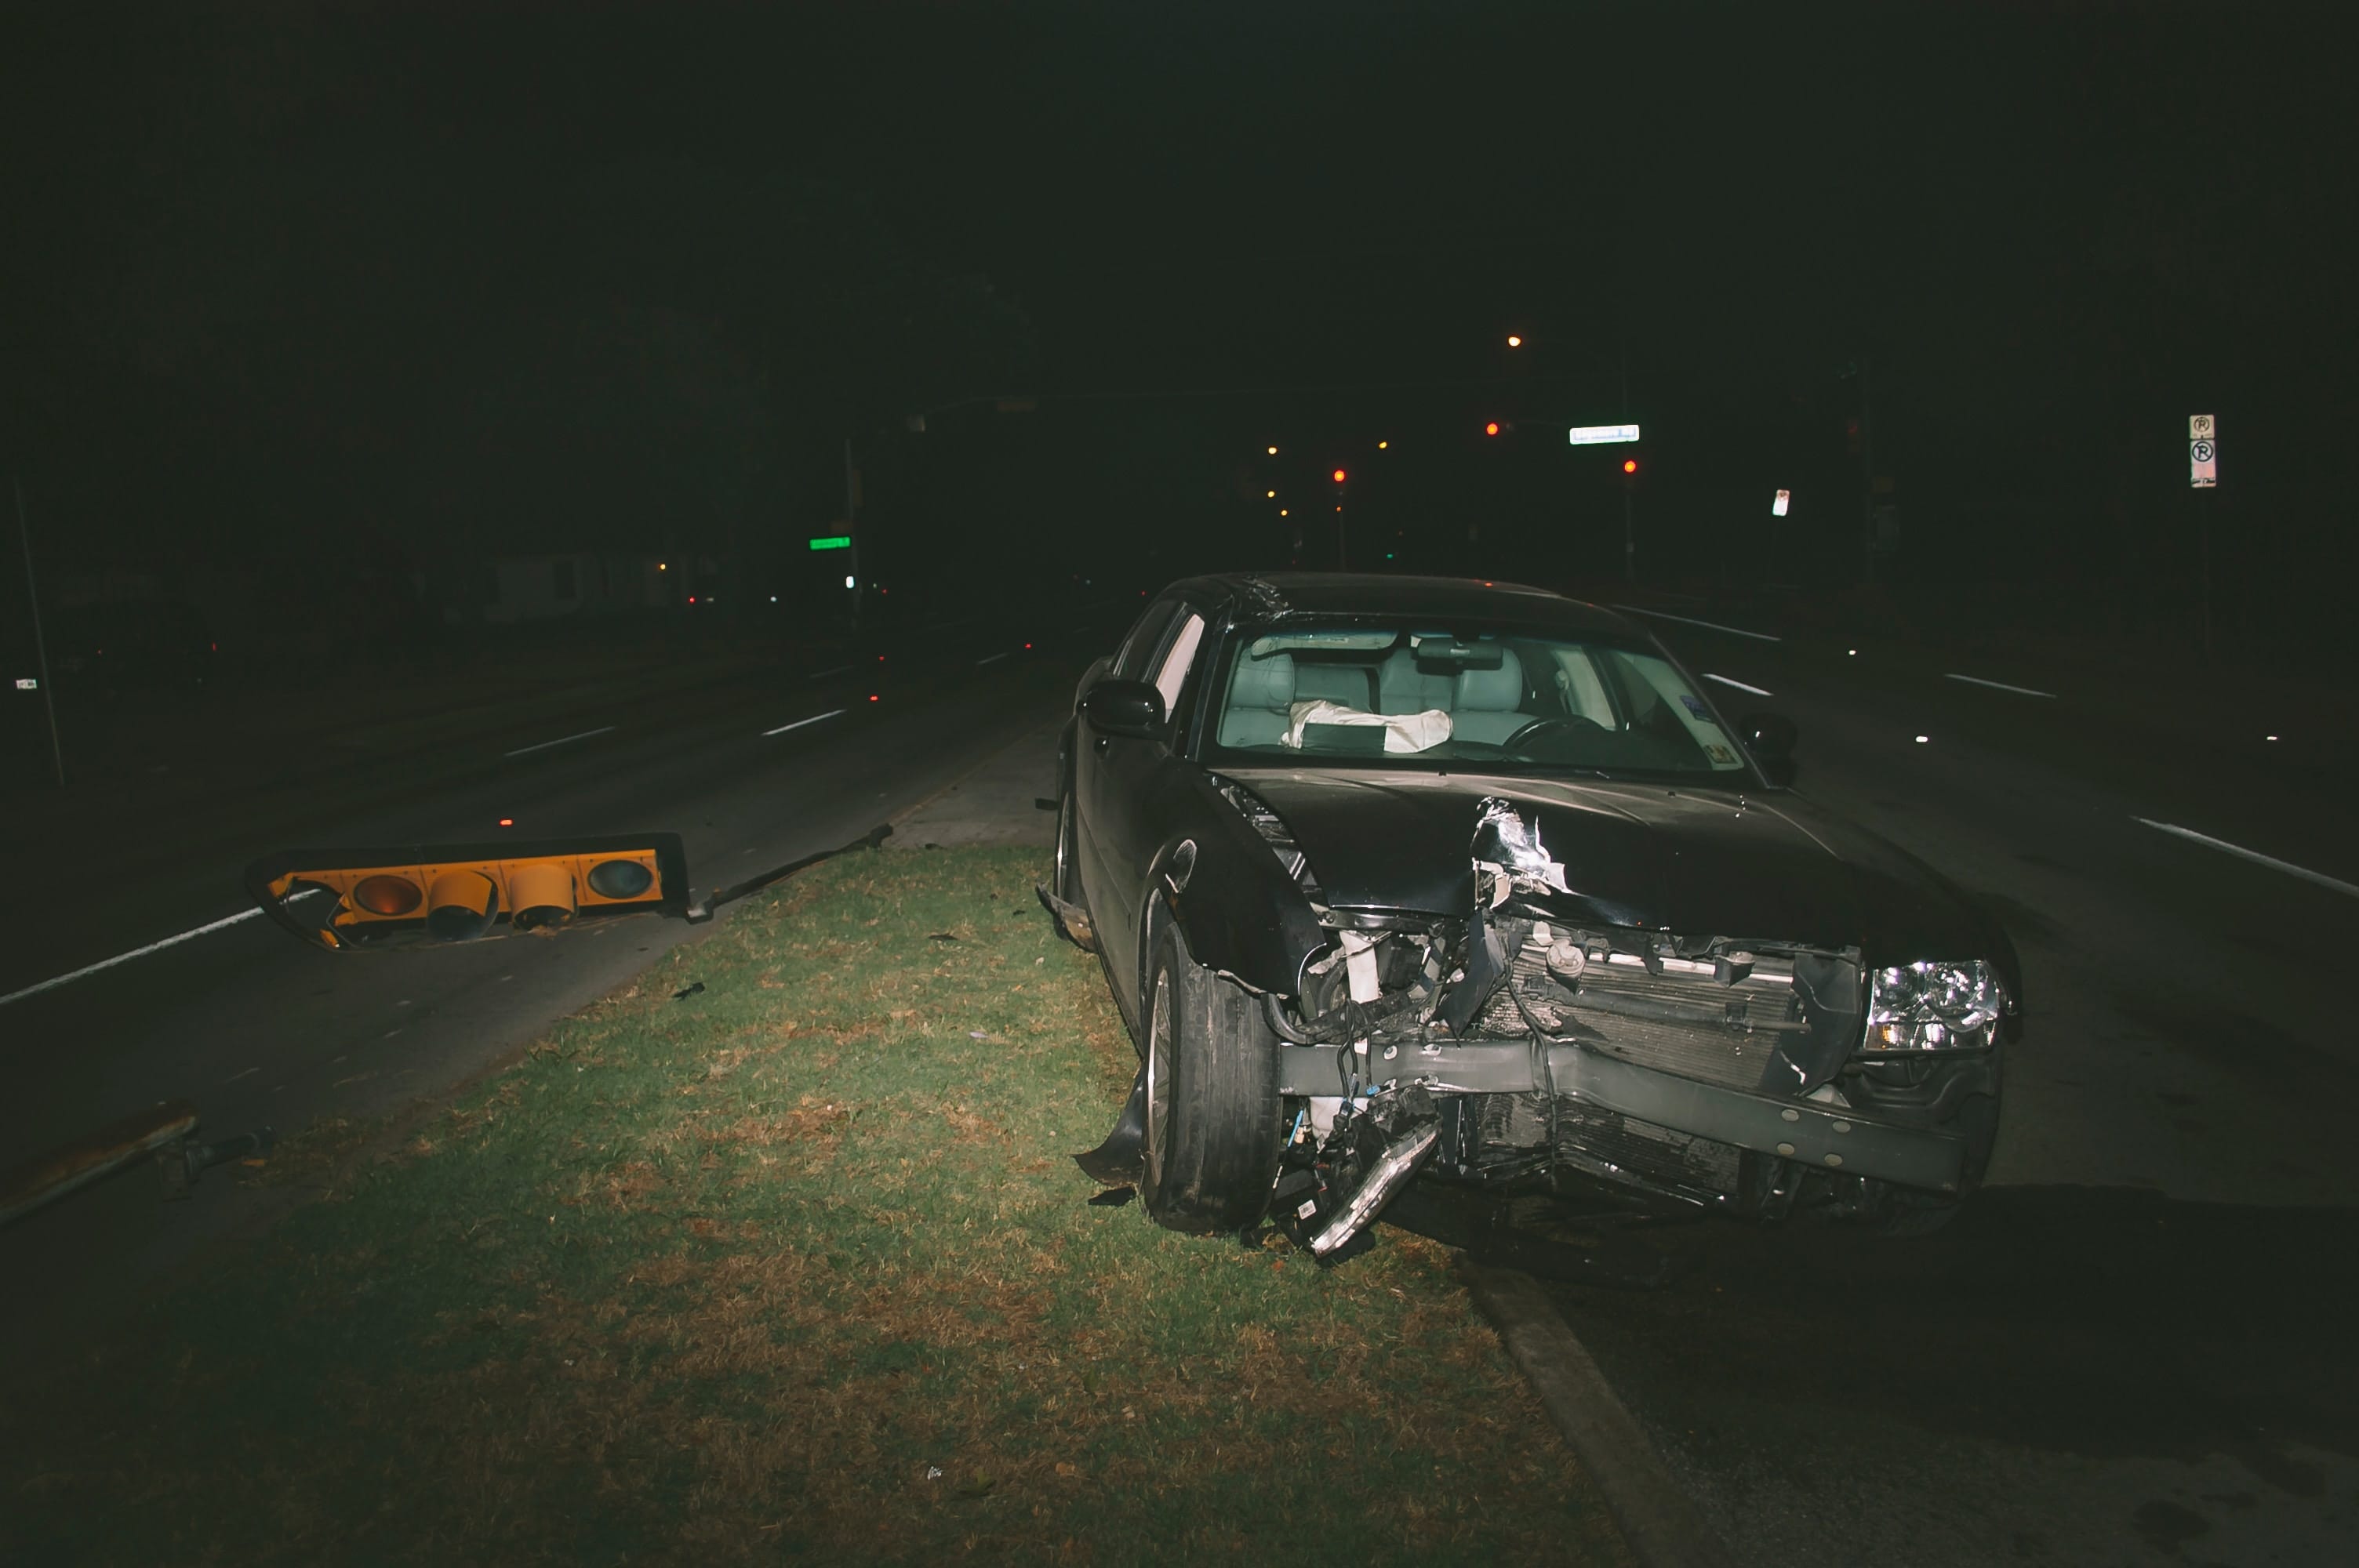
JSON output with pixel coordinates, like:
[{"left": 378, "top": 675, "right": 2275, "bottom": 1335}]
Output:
[
  {"left": 1705, "top": 742, "right": 1739, "bottom": 765},
  {"left": 1680, "top": 694, "right": 1720, "bottom": 725}
]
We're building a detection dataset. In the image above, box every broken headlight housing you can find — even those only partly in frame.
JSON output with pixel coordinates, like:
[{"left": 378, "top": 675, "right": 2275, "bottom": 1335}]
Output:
[{"left": 1863, "top": 960, "right": 2005, "bottom": 1051}]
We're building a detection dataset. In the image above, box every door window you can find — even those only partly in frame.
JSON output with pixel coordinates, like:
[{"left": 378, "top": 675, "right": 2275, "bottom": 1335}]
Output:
[
  {"left": 1152, "top": 612, "right": 1206, "bottom": 717},
  {"left": 1112, "top": 601, "right": 1182, "bottom": 681}
]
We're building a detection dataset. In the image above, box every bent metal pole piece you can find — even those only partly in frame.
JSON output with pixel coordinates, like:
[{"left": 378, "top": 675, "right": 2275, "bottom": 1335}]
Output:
[
  {"left": 0, "top": 1100, "right": 199, "bottom": 1229},
  {"left": 1310, "top": 1120, "right": 1441, "bottom": 1259}
]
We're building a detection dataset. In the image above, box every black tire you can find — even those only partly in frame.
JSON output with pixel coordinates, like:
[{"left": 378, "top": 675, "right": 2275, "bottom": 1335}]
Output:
[{"left": 1140, "top": 924, "right": 1285, "bottom": 1234}]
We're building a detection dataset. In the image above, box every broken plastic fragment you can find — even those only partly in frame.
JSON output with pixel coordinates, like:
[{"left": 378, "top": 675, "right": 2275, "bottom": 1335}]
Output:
[
  {"left": 1339, "top": 930, "right": 1381, "bottom": 1003},
  {"left": 1471, "top": 797, "right": 1571, "bottom": 895}
]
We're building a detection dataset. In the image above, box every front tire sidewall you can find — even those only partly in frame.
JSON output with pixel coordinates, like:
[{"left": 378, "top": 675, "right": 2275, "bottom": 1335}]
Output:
[{"left": 1140, "top": 926, "right": 1284, "bottom": 1234}]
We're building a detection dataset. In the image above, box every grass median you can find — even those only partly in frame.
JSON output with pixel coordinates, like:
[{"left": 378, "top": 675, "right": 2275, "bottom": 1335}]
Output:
[{"left": 2, "top": 845, "right": 1629, "bottom": 1566}]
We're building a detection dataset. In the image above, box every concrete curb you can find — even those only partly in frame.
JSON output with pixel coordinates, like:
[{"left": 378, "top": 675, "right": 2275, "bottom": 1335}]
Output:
[{"left": 1461, "top": 1261, "right": 1736, "bottom": 1568}]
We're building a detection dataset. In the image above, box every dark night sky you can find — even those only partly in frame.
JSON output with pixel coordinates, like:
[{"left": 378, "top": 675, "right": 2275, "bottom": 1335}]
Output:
[{"left": 3, "top": 2, "right": 2354, "bottom": 644}]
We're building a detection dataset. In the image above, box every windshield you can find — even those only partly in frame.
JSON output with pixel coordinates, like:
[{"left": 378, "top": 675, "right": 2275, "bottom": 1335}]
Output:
[{"left": 1201, "top": 622, "right": 1752, "bottom": 782}]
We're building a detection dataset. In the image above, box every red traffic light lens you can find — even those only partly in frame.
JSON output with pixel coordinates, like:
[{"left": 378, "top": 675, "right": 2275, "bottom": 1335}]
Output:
[
  {"left": 1623, "top": 458, "right": 1638, "bottom": 474},
  {"left": 1331, "top": 468, "right": 1347, "bottom": 483},
  {"left": 1485, "top": 422, "right": 1500, "bottom": 437},
  {"left": 352, "top": 875, "right": 423, "bottom": 916}
]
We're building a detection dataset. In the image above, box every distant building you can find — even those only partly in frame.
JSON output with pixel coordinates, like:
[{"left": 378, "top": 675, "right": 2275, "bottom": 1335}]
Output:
[{"left": 457, "top": 554, "right": 695, "bottom": 624}]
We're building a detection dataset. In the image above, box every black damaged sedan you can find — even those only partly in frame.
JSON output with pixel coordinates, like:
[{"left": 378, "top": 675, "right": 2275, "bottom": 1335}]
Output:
[{"left": 1046, "top": 574, "right": 2019, "bottom": 1255}]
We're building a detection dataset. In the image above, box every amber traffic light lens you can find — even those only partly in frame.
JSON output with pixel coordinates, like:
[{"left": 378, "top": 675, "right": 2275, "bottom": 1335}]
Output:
[
  {"left": 351, "top": 875, "right": 424, "bottom": 916},
  {"left": 507, "top": 862, "right": 577, "bottom": 931},
  {"left": 587, "top": 858, "right": 655, "bottom": 898},
  {"left": 425, "top": 869, "right": 500, "bottom": 942}
]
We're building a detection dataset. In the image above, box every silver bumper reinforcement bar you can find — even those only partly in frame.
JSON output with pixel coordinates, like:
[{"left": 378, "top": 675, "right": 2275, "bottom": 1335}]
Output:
[{"left": 1277, "top": 1040, "right": 1965, "bottom": 1193}]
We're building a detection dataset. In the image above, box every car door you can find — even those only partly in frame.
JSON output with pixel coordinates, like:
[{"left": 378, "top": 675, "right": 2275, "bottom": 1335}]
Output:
[{"left": 1078, "top": 597, "right": 1212, "bottom": 1020}]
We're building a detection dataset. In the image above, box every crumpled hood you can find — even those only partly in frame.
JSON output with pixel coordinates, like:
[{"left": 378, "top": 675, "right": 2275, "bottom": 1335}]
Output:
[{"left": 1222, "top": 768, "right": 2008, "bottom": 965}]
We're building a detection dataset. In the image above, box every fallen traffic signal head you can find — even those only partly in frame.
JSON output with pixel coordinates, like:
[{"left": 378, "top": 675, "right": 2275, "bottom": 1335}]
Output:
[{"left": 245, "top": 834, "right": 689, "bottom": 951}]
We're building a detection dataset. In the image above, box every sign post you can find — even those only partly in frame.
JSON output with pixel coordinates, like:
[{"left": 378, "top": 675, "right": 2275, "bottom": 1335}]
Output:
[
  {"left": 2190, "top": 415, "right": 2216, "bottom": 657},
  {"left": 13, "top": 476, "right": 64, "bottom": 786}
]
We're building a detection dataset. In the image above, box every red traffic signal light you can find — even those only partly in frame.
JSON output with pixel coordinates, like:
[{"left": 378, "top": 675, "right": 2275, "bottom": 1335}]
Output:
[
  {"left": 1622, "top": 458, "right": 1639, "bottom": 474},
  {"left": 1484, "top": 422, "right": 1501, "bottom": 437},
  {"left": 1331, "top": 468, "right": 1347, "bottom": 484}
]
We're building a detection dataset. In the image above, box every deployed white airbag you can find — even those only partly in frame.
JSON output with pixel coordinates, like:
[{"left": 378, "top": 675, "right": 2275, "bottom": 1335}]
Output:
[{"left": 1283, "top": 700, "right": 1453, "bottom": 753}]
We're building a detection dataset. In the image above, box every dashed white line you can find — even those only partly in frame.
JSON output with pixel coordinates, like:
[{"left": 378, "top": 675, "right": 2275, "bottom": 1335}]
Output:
[
  {"left": 503, "top": 725, "right": 616, "bottom": 758},
  {"left": 976, "top": 651, "right": 1013, "bottom": 666},
  {"left": 1701, "top": 673, "right": 1773, "bottom": 697},
  {"left": 807, "top": 664, "right": 854, "bottom": 681},
  {"left": 2134, "top": 818, "right": 2359, "bottom": 900},
  {"left": 763, "top": 708, "right": 846, "bottom": 738},
  {"left": 1946, "top": 673, "right": 2058, "bottom": 699},
  {"left": 1612, "top": 605, "right": 1783, "bottom": 642},
  {"left": 0, "top": 889, "right": 325, "bottom": 1009}
]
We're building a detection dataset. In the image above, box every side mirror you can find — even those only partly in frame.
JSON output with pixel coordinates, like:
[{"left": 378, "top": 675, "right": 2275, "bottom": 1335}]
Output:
[
  {"left": 1742, "top": 713, "right": 1798, "bottom": 786},
  {"left": 1080, "top": 679, "right": 1166, "bottom": 739}
]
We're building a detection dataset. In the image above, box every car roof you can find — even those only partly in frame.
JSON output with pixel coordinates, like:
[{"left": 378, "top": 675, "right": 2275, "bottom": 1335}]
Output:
[{"left": 1171, "top": 572, "right": 1644, "bottom": 639}]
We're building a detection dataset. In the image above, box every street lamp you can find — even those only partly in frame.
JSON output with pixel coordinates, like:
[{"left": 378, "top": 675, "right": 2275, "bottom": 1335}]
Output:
[
  {"left": 1267, "top": 445, "right": 1278, "bottom": 456},
  {"left": 1507, "top": 335, "right": 1523, "bottom": 348}
]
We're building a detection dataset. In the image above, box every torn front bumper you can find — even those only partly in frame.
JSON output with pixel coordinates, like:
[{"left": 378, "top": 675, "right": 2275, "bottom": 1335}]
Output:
[{"left": 1278, "top": 1038, "right": 1968, "bottom": 1195}]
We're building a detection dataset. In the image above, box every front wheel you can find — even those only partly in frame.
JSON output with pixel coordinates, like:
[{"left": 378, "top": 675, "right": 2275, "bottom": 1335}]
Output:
[{"left": 1140, "top": 925, "right": 1285, "bottom": 1234}]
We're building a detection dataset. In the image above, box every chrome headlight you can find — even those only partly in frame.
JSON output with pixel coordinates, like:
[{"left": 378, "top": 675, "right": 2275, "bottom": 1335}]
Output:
[{"left": 1864, "top": 960, "right": 2005, "bottom": 1051}]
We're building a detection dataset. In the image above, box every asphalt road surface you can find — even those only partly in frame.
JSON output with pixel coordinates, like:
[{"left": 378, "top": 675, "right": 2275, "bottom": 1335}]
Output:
[
  {"left": 1533, "top": 604, "right": 2359, "bottom": 1567},
  {"left": 0, "top": 608, "right": 1117, "bottom": 1377}
]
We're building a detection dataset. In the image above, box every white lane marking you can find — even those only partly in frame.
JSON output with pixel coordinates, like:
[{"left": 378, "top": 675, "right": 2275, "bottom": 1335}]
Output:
[
  {"left": 763, "top": 708, "right": 845, "bottom": 738},
  {"left": 807, "top": 664, "right": 854, "bottom": 681},
  {"left": 0, "top": 889, "right": 325, "bottom": 1010},
  {"left": 976, "top": 650, "right": 1013, "bottom": 666},
  {"left": 2134, "top": 818, "right": 2359, "bottom": 900},
  {"left": 503, "top": 725, "right": 616, "bottom": 758},
  {"left": 1946, "top": 673, "right": 2058, "bottom": 699},
  {"left": 224, "top": 1065, "right": 260, "bottom": 1084},
  {"left": 1702, "top": 673, "right": 1773, "bottom": 697},
  {"left": 1612, "top": 604, "right": 1782, "bottom": 642}
]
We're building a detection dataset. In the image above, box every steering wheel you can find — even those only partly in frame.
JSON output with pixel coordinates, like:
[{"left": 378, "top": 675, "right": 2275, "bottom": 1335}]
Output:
[{"left": 1502, "top": 716, "right": 1594, "bottom": 751}]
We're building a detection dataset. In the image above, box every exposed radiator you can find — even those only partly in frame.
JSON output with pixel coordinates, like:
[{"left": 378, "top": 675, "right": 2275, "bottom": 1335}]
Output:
[{"left": 1475, "top": 941, "right": 1803, "bottom": 1095}]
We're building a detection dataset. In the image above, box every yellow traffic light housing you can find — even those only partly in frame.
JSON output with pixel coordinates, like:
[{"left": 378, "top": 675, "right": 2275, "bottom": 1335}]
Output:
[{"left": 244, "top": 834, "right": 689, "bottom": 951}]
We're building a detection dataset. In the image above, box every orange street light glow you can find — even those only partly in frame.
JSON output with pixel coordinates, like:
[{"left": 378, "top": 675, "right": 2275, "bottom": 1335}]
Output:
[{"left": 1507, "top": 335, "right": 1523, "bottom": 347}]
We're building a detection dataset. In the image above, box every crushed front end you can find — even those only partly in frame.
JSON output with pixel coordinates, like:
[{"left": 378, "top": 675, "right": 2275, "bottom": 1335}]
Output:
[{"left": 1254, "top": 797, "right": 2006, "bottom": 1253}]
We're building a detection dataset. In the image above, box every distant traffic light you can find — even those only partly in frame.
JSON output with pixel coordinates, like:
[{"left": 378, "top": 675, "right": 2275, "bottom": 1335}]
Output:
[
  {"left": 1332, "top": 468, "right": 1347, "bottom": 484},
  {"left": 1623, "top": 458, "right": 1639, "bottom": 475},
  {"left": 1485, "top": 422, "right": 1500, "bottom": 437}
]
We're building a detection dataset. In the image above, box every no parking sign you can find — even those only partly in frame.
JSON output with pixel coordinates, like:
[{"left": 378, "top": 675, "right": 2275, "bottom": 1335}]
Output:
[{"left": 2190, "top": 414, "right": 2217, "bottom": 488}]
